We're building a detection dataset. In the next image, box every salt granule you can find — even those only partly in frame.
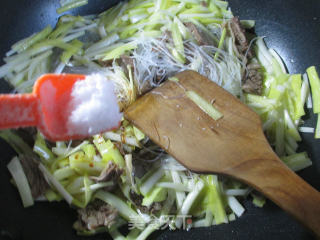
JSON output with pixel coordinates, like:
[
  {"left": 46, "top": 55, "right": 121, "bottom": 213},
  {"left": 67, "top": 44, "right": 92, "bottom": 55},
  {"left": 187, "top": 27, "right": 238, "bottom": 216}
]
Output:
[{"left": 68, "top": 74, "right": 122, "bottom": 135}]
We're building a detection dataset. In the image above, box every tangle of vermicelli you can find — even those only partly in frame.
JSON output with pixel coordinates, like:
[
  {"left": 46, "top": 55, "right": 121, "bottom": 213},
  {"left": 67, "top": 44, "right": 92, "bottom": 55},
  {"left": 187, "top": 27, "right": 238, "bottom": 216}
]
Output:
[{"left": 130, "top": 35, "right": 243, "bottom": 98}]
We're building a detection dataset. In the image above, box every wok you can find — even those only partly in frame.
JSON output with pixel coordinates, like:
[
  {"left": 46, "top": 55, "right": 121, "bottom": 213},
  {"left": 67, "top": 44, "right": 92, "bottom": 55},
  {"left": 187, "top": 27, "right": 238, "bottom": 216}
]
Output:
[{"left": 0, "top": 0, "right": 319, "bottom": 239}]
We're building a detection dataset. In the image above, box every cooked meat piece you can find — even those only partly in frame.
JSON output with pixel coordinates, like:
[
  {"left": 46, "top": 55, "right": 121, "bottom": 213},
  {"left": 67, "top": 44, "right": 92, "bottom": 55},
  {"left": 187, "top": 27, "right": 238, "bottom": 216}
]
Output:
[
  {"left": 129, "top": 190, "right": 162, "bottom": 214},
  {"left": 76, "top": 200, "right": 118, "bottom": 230},
  {"left": 90, "top": 162, "right": 123, "bottom": 191},
  {"left": 97, "top": 59, "right": 113, "bottom": 67},
  {"left": 19, "top": 155, "right": 49, "bottom": 198},
  {"left": 120, "top": 54, "right": 134, "bottom": 69},
  {"left": 118, "top": 54, "right": 135, "bottom": 78},
  {"left": 242, "top": 66, "right": 263, "bottom": 95},
  {"left": 200, "top": 1, "right": 207, "bottom": 7},
  {"left": 184, "top": 22, "right": 215, "bottom": 46},
  {"left": 114, "top": 142, "right": 126, "bottom": 156},
  {"left": 230, "top": 17, "right": 246, "bottom": 46},
  {"left": 130, "top": 189, "right": 143, "bottom": 205},
  {"left": 90, "top": 162, "right": 123, "bottom": 183},
  {"left": 229, "top": 17, "right": 254, "bottom": 58},
  {"left": 229, "top": 17, "right": 263, "bottom": 94},
  {"left": 150, "top": 202, "right": 162, "bottom": 213},
  {"left": 162, "top": 30, "right": 173, "bottom": 44},
  {"left": 247, "top": 62, "right": 261, "bottom": 70}
]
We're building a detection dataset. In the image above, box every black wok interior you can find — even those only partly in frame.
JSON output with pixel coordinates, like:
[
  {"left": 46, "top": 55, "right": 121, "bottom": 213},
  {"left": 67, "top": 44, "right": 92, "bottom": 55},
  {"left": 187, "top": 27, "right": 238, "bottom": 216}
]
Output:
[{"left": 0, "top": 0, "right": 319, "bottom": 239}]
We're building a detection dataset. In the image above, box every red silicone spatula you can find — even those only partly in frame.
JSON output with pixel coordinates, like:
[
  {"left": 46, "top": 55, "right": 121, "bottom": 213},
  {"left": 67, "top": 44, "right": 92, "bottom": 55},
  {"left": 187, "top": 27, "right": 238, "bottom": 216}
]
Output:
[{"left": 0, "top": 74, "right": 120, "bottom": 141}]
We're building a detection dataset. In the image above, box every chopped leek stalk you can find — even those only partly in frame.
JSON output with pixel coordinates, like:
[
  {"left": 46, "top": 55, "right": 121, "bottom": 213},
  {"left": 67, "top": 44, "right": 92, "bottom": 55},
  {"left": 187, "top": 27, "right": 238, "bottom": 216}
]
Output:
[
  {"left": 202, "top": 175, "right": 227, "bottom": 224},
  {"left": 142, "top": 186, "right": 167, "bottom": 206},
  {"left": 171, "top": 20, "right": 186, "bottom": 63},
  {"left": 81, "top": 144, "right": 96, "bottom": 160},
  {"left": 136, "top": 224, "right": 159, "bottom": 240},
  {"left": 83, "top": 175, "right": 92, "bottom": 206},
  {"left": 281, "top": 152, "right": 312, "bottom": 172},
  {"left": 225, "top": 188, "right": 249, "bottom": 196},
  {"left": 251, "top": 193, "right": 266, "bottom": 208},
  {"left": 290, "top": 74, "right": 305, "bottom": 120},
  {"left": 45, "top": 189, "right": 62, "bottom": 202},
  {"left": 33, "top": 132, "right": 55, "bottom": 163},
  {"left": 69, "top": 151, "right": 105, "bottom": 175},
  {"left": 12, "top": 25, "right": 53, "bottom": 53},
  {"left": 214, "top": 27, "right": 226, "bottom": 60},
  {"left": 53, "top": 167, "right": 75, "bottom": 180},
  {"left": 176, "top": 180, "right": 204, "bottom": 228},
  {"left": 306, "top": 66, "right": 320, "bottom": 113},
  {"left": 39, "top": 163, "right": 73, "bottom": 204},
  {"left": 316, "top": 114, "right": 320, "bottom": 139},
  {"left": 104, "top": 131, "right": 140, "bottom": 147},
  {"left": 49, "top": 21, "right": 75, "bottom": 39},
  {"left": 168, "top": 77, "right": 179, "bottom": 82},
  {"left": 127, "top": 228, "right": 141, "bottom": 240},
  {"left": 227, "top": 196, "right": 244, "bottom": 217},
  {"left": 102, "top": 41, "right": 138, "bottom": 61},
  {"left": 301, "top": 73, "right": 310, "bottom": 107},
  {"left": 140, "top": 168, "right": 164, "bottom": 196},
  {"left": 7, "top": 157, "right": 34, "bottom": 207},
  {"left": 95, "top": 190, "right": 140, "bottom": 221},
  {"left": 186, "top": 90, "right": 223, "bottom": 120},
  {"left": 109, "top": 228, "right": 127, "bottom": 240},
  {"left": 93, "top": 135, "right": 125, "bottom": 168},
  {"left": 240, "top": 20, "right": 255, "bottom": 29},
  {"left": 61, "top": 39, "right": 83, "bottom": 64},
  {"left": 133, "top": 126, "right": 145, "bottom": 141},
  {"left": 171, "top": 170, "right": 186, "bottom": 211},
  {"left": 307, "top": 91, "right": 313, "bottom": 109},
  {"left": 85, "top": 34, "right": 120, "bottom": 57},
  {"left": 57, "top": 0, "right": 88, "bottom": 14},
  {"left": 298, "top": 127, "right": 314, "bottom": 133},
  {"left": 174, "top": 16, "right": 190, "bottom": 39},
  {"left": 156, "top": 182, "right": 191, "bottom": 192},
  {"left": 284, "top": 110, "right": 301, "bottom": 142},
  {"left": 0, "top": 130, "right": 33, "bottom": 155}
]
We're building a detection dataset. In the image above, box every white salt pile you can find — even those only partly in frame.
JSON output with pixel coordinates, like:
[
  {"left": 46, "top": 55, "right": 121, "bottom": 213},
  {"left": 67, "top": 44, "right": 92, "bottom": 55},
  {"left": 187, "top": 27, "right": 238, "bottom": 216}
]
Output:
[{"left": 68, "top": 74, "right": 122, "bottom": 136}]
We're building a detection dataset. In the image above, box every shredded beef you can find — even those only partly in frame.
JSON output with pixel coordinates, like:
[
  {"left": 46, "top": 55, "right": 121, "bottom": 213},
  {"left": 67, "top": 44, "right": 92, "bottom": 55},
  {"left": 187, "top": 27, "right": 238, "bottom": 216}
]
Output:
[
  {"left": 229, "top": 16, "right": 254, "bottom": 58},
  {"left": 162, "top": 30, "right": 173, "bottom": 44},
  {"left": 242, "top": 66, "right": 263, "bottom": 95},
  {"left": 90, "top": 162, "right": 123, "bottom": 191},
  {"left": 184, "top": 22, "right": 215, "bottom": 46},
  {"left": 200, "top": 1, "right": 207, "bottom": 7},
  {"left": 129, "top": 190, "right": 161, "bottom": 214},
  {"left": 97, "top": 59, "right": 113, "bottom": 67},
  {"left": 120, "top": 54, "right": 134, "bottom": 69},
  {"left": 229, "top": 17, "right": 263, "bottom": 95},
  {"left": 90, "top": 162, "right": 123, "bottom": 182},
  {"left": 19, "top": 156, "right": 49, "bottom": 198},
  {"left": 118, "top": 54, "right": 135, "bottom": 80},
  {"left": 75, "top": 200, "right": 118, "bottom": 230}
]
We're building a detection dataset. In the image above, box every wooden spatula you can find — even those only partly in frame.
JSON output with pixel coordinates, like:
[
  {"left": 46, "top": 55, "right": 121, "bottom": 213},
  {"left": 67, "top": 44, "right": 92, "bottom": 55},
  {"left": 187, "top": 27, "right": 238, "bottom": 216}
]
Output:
[{"left": 125, "top": 70, "right": 320, "bottom": 236}]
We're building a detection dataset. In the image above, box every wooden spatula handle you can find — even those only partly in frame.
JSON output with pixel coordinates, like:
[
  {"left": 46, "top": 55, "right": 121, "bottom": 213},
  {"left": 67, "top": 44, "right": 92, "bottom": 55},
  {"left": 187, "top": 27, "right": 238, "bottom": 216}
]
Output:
[
  {"left": 125, "top": 70, "right": 320, "bottom": 236},
  {"left": 0, "top": 93, "right": 38, "bottom": 129},
  {"left": 225, "top": 150, "right": 320, "bottom": 236}
]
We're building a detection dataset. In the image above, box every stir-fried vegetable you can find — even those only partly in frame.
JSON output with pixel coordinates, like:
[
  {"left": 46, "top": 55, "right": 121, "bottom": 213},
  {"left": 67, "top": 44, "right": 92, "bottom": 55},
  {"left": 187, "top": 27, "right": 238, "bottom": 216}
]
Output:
[
  {"left": 0, "top": 0, "right": 319, "bottom": 239},
  {"left": 7, "top": 157, "right": 34, "bottom": 207}
]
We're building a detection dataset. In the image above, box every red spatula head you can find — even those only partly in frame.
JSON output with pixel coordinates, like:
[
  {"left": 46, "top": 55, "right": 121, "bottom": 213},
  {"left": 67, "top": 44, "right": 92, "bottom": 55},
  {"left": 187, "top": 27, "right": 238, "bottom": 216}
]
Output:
[
  {"left": 0, "top": 74, "right": 122, "bottom": 141},
  {"left": 34, "top": 74, "right": 86, "bottom": 141}
]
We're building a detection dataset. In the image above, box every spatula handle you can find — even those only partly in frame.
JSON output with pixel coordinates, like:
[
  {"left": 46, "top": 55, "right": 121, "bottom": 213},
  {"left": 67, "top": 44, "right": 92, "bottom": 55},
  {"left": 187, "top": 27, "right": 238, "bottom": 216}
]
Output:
[
  {"left": 229, "top": 151, "right": 320, "bottom": 237},
  {"left": 0, "top": 94, "right": 38, "bottom": 129}
]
